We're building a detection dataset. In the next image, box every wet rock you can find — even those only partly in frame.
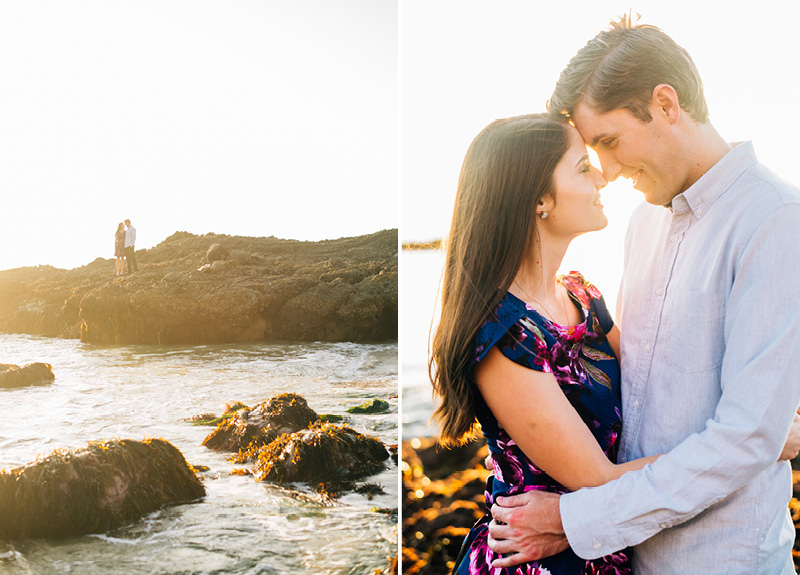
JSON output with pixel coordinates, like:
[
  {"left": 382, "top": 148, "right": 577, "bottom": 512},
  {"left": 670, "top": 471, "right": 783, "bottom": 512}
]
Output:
[
  {"left": 185, "top": 401, "right": 248, "bottom": 426},
  {"left": 312, "top": 481, "right": 386, "bottom": 500},
  {"left": 0, "top": 438, "right": 204, "bottom": 539},
  {"left": 252, "top": 421, "right": 389, "bottom": 484},
  {"left": 402, "top": 437, "right": 489, "bottom": 575},
  {"left": 201, "top": 393, "right": 318, "bottom": 454},
  {"left": 319, "top": 413, "right": 344, "bottom": 423},
  {"left": 196, "top": 393, "right": 393, "bottom": 497},
  {"left": 0, "top": 363, "right": 55, "bottom": 389},
  {"left": 347, "top": 398, "right": 391, "bottom": 414}
]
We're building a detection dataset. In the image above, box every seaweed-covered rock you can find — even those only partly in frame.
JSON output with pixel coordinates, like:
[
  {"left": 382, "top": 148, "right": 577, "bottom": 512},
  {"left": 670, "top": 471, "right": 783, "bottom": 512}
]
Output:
[
  {"left": 0, "top": 438, "right": 204, "bottom": 539},
  {"left": 319, "top": 413, "right": 344, "bottom": 423},
  {"left": 186, "top": 401, "right": 248, "bottom": 426},
  {"left": 252, "top": 421, "right": 389, "bottom": 484},
  {"left": 347, "top": 398, "right": 391, "bottom": 414},
  {"left": 0, "top": 362, "right": 55, "bottom": 389},
  {"left": 402, "top": 437, "right": 489, "bottom": 575},
  {"left": 201, "top": 393, "right": 318, "bottom": 454}
]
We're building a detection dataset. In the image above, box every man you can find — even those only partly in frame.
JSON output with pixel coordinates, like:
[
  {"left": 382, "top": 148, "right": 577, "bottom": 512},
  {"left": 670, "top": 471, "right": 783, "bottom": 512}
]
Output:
[
  {"left": 486, "top": 17, "right": 800, "bottom": 574},
  {"left": 124, "top": 219, "right": 138, "bottom": 274}
]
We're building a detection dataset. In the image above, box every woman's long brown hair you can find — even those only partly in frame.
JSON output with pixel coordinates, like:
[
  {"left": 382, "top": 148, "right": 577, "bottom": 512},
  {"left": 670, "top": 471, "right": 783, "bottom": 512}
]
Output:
[{"left": 430, "top": 113, "right": 569, "bottom": 446}]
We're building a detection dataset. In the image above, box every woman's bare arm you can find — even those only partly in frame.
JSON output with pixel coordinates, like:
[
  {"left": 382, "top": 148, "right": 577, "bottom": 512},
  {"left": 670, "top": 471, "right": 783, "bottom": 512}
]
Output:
[
  {"left": 605, "top": 325, "right": 621, "bottom": 361},
  {"left": 475, "top": 346, "right": 657, "bottom": 492}
]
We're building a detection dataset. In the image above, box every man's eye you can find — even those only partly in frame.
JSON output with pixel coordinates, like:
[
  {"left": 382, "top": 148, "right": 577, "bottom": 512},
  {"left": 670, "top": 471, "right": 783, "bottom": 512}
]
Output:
[{"left": 602, "top": 138, "right": 617, "bottom": 149}]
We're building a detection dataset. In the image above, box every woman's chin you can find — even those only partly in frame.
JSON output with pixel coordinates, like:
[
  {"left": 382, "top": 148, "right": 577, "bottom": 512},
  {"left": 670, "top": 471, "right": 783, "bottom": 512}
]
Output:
[{"left": 588, "top": 214, "right": 609, "bottom": 232}]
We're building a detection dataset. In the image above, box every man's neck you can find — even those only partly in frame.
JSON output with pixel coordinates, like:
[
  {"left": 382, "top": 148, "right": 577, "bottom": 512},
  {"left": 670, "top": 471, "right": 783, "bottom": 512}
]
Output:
[{"left": 682, "top": 122, "right": 732, "bottom": 192}]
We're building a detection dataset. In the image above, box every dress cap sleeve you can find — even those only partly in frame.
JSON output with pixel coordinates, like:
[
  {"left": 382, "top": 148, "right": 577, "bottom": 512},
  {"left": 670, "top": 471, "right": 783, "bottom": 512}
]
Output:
[{"left": 473, "top": 294, "right": 551, "bottom": 373}]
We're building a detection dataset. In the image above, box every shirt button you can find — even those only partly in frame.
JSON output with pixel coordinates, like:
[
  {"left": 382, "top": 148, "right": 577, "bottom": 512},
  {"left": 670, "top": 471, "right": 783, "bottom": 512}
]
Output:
[
  {"left": 592, "top": 539, "right": 602, "bottom": 550},
  {"left": 696, "top": 208, "right": 704, "bottom": 216},
  {"left": 670, "top": 235, "right": 678, "bottom": 243},
  {"left": 632, "top": 399, "right": 640, "bottom": 407},
  {"left": 659, "top": 522, "right": 668, "bottom": 529},
  {"left": 656, "top": 288, "right": 663, "bottom": 296}
]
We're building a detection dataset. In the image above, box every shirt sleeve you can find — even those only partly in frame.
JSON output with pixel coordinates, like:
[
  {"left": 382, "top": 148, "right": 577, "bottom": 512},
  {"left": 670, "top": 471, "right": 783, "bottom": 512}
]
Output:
[{"left": 560, "top": 203, "right": 800, "bottom": 559}]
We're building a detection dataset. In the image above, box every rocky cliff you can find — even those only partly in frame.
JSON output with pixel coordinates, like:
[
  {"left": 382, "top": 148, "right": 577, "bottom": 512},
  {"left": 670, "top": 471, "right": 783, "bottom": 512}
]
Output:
[{"left": 0, "top": 229, "right": 397, "bottom": 344}]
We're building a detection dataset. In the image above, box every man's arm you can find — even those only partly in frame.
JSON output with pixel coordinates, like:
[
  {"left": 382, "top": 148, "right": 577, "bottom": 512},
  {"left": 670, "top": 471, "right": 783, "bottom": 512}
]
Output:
[
  {"left": 490, "top": 204, "right": 800, "bottom": 562},
  {"left": 489, "top": 406, "right": 800, "bottom": 568}
]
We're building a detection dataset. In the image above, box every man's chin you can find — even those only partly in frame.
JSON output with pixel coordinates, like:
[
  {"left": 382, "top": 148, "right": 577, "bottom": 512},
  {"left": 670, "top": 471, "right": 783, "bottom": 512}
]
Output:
[{"left": 636, "top": 185, "right": 663, "bottom": 206}]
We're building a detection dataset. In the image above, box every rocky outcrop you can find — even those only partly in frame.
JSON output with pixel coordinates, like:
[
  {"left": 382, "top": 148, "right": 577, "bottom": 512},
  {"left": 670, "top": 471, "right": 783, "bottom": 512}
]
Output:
[
  {"left": 0, "top": 438, "right": 204, "bottom": 539},
  {"left": 0, "top": 229, "right": 397, "bottom": 344},
  {"left": 0, "top": 362, "right": 54, "bottom": 389}
]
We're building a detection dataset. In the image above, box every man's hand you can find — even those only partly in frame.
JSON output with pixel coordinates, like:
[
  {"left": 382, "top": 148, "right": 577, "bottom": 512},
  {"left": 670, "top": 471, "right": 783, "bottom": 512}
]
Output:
[
  {"left": 487, "top": 491, "right": 569, "bottom": 568},
  {"left": 779, "top": 407, "right": 800, "bottom": 461}
]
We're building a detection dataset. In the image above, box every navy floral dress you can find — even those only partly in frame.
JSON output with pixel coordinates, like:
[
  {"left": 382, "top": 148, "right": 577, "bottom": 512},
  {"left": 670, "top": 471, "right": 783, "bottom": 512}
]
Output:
[{"left": 454, "top": 272, "right": 631, "bottom": 575}]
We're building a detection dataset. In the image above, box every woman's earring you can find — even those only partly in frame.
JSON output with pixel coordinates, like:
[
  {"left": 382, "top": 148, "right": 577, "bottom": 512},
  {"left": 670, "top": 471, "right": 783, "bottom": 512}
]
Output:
[{"left": 539, "top": 211, "right": 549, "bottom": 219}]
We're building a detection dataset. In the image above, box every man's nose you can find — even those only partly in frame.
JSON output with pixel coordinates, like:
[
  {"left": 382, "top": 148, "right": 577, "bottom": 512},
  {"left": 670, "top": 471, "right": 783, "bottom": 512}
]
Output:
[{"left": 596, "top": 151, "right": 621, "bottom": 182}]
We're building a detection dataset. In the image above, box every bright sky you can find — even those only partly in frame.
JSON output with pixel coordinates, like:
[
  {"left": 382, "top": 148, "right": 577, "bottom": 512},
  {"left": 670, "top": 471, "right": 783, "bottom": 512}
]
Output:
[
  {"left": 0, "top": 1, "right": 397, "bottom": 271},
  {"left": 400, "top": 0, "right": 800, "bottom": 303}
]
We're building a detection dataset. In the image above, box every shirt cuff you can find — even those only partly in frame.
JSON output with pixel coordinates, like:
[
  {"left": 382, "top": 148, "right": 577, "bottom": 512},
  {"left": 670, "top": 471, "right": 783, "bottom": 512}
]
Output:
[{"left": 560, "top": 487, "right": 626, "bottom": 560}]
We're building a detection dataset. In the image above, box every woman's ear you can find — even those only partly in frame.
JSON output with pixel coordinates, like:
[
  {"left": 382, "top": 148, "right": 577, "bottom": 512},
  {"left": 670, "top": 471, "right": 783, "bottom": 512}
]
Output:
[{"left": 536, "top": 195, "right": 555, "bottom": 218}]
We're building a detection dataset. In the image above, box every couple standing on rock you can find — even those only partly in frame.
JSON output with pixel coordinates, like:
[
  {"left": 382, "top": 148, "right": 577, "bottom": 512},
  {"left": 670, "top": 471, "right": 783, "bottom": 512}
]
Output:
[{"left": 114, "top": 218, "right": 138, "bottom": 276}]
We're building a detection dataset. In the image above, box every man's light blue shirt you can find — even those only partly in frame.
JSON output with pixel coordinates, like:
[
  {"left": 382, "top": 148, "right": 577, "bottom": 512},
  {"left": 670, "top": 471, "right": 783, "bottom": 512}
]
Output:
[
  {"left": 560, "top": 142, "right": 800, "bottom": 574},
  {"left": 125, "top": 225, "right": 136, "bottom": 248}
]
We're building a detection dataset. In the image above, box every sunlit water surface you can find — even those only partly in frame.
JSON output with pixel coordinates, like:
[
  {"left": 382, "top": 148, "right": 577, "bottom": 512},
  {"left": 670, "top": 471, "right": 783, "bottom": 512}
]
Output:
[{"left": 0, "top": 334, "right": 398, "bottom": 575}]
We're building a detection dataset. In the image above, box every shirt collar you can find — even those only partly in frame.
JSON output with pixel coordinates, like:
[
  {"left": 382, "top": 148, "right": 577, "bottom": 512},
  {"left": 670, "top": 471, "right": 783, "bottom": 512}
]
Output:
[{"left": 671, "top": 141, "right": 758, "bottom": 217}]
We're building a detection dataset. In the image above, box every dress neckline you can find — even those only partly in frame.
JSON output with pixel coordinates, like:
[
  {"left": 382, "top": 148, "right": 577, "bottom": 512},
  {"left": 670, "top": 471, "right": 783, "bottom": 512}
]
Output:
[{"left": 505, "top": 281, "right": 587, "bottom": 329}]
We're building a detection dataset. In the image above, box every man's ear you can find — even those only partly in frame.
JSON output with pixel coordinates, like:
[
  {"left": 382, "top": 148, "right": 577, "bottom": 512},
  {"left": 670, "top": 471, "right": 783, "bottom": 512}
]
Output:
[{"left": 652, "top": 84, "right": 681, "bottom": 124}]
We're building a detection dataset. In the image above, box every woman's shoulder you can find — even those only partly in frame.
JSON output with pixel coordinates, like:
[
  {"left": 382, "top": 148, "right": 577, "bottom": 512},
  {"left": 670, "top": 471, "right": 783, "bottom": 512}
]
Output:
[{"left": 559, "top": 271, "right": 605, "bottom": 308}]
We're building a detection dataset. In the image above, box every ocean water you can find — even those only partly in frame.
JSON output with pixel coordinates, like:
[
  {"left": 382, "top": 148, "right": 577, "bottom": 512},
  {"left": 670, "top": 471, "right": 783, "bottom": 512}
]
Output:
[
  {"left": 0, "top": 334, "right": 398, "bottom": 575},
  {"left": 399, "top": 250, "right": 441, "bottom": 441}
]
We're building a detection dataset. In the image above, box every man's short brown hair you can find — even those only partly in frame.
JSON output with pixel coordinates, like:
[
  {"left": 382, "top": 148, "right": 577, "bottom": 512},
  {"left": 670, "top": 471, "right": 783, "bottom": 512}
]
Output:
[{"left": 547, "top": 14, "right": 709, "bottom": 124}]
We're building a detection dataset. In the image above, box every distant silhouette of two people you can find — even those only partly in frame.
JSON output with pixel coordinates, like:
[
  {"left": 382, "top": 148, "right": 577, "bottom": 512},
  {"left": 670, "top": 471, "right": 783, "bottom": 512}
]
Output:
[{"left": 114, "top": 219, "right": 138, "bottom": 276}]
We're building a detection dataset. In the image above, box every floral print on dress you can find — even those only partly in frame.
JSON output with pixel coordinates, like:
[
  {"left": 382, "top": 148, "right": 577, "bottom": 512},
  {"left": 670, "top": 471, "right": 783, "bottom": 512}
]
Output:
[{"left": 453, "top": 272, "right": 631, "bottom": 575}]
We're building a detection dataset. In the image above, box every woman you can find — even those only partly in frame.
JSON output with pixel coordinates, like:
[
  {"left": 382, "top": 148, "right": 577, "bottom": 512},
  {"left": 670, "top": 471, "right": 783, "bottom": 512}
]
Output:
[
  {"left": 114, "top": 222, "right": 126, "bottom": 276},
  {"left": 430, "top": 113, "right": 659, "bottom": 574}
]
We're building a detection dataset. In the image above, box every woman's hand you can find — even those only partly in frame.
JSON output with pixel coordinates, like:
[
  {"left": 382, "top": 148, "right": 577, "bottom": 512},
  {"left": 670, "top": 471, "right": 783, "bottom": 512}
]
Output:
[{"left": 779, "top": 407, "right": 800, "bottom": 461}]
